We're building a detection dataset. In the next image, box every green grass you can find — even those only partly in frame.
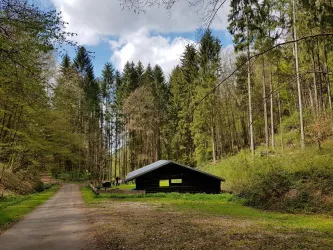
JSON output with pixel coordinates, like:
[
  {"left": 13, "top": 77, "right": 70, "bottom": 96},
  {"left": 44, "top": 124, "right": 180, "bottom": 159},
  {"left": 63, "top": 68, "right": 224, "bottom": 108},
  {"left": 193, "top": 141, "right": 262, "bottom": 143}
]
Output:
[
  {"left": 198, "top": 139, "right": 333, "bottom": 213},
  {"left": 81, "top": 186, "right": 333, "bottom": 233},
  {"left": 201, "top": 139, "right": 333, "bottom": 192},
  {"left": 81, "top": 186, "right": 237, "bottom": 203},
  {"left": 175, "top": 200, "right": 333, "bottom": 233},
  {"left": 116, "top": 184, "right": 136, "bottom": 190},
  {"left": 0, "top": 185, "right": 59, "bottom": 232}
]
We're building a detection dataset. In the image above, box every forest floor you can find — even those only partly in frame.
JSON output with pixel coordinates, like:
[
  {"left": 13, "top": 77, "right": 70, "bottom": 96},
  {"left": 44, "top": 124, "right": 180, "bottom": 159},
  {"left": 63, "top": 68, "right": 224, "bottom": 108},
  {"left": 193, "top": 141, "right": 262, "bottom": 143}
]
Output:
[{"left": 82, "top": 187, "right": 333, "bottom": 250}]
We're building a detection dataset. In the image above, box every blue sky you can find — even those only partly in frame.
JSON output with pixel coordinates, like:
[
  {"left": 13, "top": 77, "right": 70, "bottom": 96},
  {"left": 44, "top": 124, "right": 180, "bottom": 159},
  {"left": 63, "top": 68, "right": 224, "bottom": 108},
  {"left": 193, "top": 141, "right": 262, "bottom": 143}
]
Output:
[
  {"left": 62, "top": 30, "right": 233, "bottom": 78},
  {"left": 46, "top": 0, "right": 233, "bottom": 77}
]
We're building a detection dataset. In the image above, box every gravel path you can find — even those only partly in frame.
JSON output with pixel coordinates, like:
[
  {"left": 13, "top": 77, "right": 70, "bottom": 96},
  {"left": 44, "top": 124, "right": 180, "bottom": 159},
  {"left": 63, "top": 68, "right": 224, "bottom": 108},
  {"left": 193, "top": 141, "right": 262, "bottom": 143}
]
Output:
[{"left": 0, "top": 184, "right": 90, "bottom": 250}]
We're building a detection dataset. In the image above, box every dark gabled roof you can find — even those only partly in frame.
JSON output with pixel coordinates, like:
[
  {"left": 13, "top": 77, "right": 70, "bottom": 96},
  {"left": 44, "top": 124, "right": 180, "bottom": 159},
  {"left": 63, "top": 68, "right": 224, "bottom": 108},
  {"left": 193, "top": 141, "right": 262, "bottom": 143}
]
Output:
[{"left": 125, "top": 160, "right": 225, "bottom": 182}]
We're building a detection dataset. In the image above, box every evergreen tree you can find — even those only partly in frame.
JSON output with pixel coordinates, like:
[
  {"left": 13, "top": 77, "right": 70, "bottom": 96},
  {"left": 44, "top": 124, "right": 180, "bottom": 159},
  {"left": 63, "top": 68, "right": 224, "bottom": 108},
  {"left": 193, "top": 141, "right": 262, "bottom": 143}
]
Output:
[
  {"left": 101, "top": 62, "right": 115, "bottom": 179},
  {"left": 192, "top": 30, "right": 221, "bottom": 164},
  {"left": 228, "top": 0, "right": 258, "bottom": 156},
  {"left": 74, "top": 47, "right": 93, "bottom": 76},
  {"left": 60, "top": 53, "right": 71, "bottom": 73},
  {"left": 170, "top": 44, "right": 198, "bottom": 166},
  {"left": 136, "top": 61, "right": 145, "bottom": 86}
]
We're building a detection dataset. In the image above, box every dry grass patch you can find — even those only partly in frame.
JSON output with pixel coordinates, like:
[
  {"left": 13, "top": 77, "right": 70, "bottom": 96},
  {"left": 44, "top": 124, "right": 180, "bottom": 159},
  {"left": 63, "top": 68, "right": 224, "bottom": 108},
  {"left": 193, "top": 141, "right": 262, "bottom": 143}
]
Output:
[{"left": 85, "top": 199, "right": 333, "bottom": 250}]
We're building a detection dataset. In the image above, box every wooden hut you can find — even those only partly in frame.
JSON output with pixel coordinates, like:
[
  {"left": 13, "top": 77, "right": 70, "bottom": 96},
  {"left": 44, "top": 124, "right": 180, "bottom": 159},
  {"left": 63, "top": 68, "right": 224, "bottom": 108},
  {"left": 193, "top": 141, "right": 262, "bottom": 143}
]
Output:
[{"left": 125, "top": 160, "right": 224, "bottom": 194}]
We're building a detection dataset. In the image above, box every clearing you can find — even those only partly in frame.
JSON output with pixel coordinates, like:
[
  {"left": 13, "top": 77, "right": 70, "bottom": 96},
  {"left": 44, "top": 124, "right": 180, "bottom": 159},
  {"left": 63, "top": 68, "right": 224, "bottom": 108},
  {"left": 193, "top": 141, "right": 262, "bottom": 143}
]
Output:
[{"left": 83, "top": 188, "right": 333, "bottom": 250}]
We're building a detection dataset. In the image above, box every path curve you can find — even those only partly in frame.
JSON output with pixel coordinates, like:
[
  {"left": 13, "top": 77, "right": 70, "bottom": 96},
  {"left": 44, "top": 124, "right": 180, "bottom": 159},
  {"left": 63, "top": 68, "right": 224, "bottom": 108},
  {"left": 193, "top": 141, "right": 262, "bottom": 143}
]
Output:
[{"left": 0, "top": 184, "right": 90, "bottom": 250}]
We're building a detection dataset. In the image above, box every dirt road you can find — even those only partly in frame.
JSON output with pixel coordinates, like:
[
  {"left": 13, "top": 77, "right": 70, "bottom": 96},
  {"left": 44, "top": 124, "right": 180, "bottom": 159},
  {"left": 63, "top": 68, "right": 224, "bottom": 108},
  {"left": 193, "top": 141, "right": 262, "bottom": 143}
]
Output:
[{"left": 0, "top": 184, "right": 91, "bottom": 250}]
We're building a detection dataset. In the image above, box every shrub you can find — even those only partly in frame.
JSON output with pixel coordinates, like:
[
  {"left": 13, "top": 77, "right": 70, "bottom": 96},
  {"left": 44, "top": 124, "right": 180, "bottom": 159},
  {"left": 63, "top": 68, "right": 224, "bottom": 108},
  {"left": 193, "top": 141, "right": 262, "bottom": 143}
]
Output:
[{"left": 33, "top": 181, "right": 45, "bottom": 192}]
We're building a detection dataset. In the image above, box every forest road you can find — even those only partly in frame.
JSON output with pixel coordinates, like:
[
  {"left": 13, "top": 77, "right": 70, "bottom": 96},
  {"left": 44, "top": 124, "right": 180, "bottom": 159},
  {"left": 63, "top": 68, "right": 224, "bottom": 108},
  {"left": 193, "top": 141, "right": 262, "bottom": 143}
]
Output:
[{"left": 0, "top": 184, "right": 91, "bottom": 250}]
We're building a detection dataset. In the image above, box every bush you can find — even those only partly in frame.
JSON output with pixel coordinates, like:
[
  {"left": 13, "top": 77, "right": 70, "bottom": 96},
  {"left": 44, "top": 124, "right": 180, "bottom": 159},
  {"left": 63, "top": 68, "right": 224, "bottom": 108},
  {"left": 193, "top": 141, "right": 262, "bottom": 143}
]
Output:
[
  {"left": 33, "top": 181, "right": 45, "bottom": 192},
  {"left": 43, "top": 183, "right": 53, "bottom": 190}
]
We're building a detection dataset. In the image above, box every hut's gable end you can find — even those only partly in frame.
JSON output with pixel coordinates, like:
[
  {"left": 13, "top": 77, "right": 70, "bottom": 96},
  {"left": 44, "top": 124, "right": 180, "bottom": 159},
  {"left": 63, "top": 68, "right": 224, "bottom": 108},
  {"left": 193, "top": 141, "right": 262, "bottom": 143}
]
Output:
[{"left": 135, "top": 163, "right": 221, "bottom": 194}]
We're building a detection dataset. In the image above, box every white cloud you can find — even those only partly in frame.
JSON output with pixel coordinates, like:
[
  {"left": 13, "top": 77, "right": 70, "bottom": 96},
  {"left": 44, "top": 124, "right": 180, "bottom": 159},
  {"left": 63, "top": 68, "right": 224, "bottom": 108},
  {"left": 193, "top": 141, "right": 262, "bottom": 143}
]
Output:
[
  {"left": 110, "top": 28, "right": 194, "bottom": 76},
  {"left": 49, "top": 0, "right": 231, "bottom": 75},
  {"left": 50, "top": 0, "right": 230, "bottom": 45}
]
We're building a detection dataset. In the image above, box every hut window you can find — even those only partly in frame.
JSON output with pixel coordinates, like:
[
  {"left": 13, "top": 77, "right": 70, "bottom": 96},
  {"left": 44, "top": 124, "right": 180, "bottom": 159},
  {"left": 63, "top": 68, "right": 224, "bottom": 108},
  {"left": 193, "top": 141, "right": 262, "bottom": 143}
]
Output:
[
  {"left": 171, "top": 179, "right": 182, "bottom": 184},
  {"left": 159, "top": 180, "right": 169, "bottom": 187}
]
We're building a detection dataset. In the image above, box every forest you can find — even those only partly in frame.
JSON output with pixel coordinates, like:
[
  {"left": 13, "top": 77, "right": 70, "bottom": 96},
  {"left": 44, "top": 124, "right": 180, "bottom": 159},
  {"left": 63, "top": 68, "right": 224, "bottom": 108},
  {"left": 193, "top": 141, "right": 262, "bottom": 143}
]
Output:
[{"left": 1, "top": 0, "right": 333, "bottom": 203}]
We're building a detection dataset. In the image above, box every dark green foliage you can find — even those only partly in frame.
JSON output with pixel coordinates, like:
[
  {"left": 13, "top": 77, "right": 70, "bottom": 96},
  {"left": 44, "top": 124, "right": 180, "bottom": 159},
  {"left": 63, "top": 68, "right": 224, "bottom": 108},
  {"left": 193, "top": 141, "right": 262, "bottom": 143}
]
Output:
[
  {"left": 169, "top": 45, "right": 198, "bottom": 166},
  {"left": 73, "top": 46, "right": 100, "bottom": 112},
  {"left": 228, "top": 0, "right": 258, "bottom": 52},
  {"left": 74, "top": 47, "right": 94, "bottom": 75},
  {"left": 243, "top": 165, "right": 333, "bottom": 213},
  {"left": 101, "top": 62, "right": 115, "bottom": 100},
  {"left": 60, "top": 54, "right": 71, "bottom": 73},
  {"left": 192, "top": 30, "right": 221, "bottom": 164}
]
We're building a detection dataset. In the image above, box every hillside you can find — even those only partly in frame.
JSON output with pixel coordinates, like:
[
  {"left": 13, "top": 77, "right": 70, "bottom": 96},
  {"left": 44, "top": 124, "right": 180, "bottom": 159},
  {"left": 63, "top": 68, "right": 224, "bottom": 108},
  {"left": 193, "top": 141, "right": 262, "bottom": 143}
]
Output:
[{"left": 201, "top": 138, "right": 333, "bottom": 213}]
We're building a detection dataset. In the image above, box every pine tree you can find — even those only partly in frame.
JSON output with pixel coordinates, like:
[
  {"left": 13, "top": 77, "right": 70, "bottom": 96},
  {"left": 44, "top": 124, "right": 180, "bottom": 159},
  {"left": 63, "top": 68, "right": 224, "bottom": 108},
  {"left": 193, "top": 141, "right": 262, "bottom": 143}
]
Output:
[
  {"left": 74, "top": 47, "right": 93, "bottom": 76},
  {"left": 170, "top": 44, "right": 198, "bottom": 166},
  {"left": 228, "top": 0, "right": 258, "bottom": 156},
  {"left": 101, "top": 62, "right": 115, "bottom": 179},
  {"left": 192, "top": 30, "right": 221, "bottom": 164},
  {"left": 60, "top": 53, "right": 71, "bottom": 73},
  {"left": 136, "top": 61, "right": 145, "bottom": 86}
]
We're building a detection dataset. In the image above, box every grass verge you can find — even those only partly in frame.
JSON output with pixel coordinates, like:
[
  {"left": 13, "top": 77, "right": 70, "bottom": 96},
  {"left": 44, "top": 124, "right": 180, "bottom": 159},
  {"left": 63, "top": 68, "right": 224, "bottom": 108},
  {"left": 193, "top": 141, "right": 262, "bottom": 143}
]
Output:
[{"left": 0, "top": 185, "right": 59, "bottom": 232}]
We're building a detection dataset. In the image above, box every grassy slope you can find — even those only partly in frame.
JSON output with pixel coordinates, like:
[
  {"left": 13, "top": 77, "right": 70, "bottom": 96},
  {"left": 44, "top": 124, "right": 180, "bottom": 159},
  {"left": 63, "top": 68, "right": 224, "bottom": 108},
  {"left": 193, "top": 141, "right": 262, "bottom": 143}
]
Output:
[
  {"left": 202, "top": 139, "right": 333, "bottom": 189},
  {"left": 0, "top": 185, "right": 59, "bottom": 232},
  {"left": 199, "top": 139, "right": 333, "bottom": 212},
  {"left": 81, "top": 187, "right": 333, "bottom": 233}
]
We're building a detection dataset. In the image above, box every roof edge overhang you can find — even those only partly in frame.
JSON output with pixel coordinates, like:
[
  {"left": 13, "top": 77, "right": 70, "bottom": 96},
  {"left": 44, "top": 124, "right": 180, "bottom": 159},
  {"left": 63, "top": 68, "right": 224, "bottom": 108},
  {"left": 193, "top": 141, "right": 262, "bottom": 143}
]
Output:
[
  {"left": 125, "top": 160, "right": 225, "bottom": 182},
  {"left": 125, "top": 160, "right": 171, "bottom": 182}
]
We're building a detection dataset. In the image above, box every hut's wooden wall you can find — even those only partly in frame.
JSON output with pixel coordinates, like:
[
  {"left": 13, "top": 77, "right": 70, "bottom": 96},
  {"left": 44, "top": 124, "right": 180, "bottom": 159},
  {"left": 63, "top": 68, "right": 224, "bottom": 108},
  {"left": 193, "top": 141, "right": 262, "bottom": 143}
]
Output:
[{"left": 135, "top": 163, "right": 221, "bottom": 194}]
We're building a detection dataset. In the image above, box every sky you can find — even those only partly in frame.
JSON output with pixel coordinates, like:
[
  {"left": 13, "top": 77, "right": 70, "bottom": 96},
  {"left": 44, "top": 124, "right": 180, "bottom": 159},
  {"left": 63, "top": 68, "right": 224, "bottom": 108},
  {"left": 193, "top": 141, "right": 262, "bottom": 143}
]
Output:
[{"left": 40, "top": 0, "right": 234, "bottom": 77}]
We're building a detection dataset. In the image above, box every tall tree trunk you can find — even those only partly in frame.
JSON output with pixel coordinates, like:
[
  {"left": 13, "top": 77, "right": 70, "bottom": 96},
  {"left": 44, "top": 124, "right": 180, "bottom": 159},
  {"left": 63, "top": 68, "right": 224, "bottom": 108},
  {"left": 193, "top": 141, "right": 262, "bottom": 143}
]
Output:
[
  {"left": 232, "top": 107, "right": 239, "bottom": 152},
  {"left": 262, "top": 58, "right": 269, "bottom": 153},
  {"left": 324, "top": 45, "right": 333, "bottom": 132},
  {"left": 124, "top": 124, "right": 127, "bottom": 177},
  {"left": 118, "top": 131, "right": 121, "bottom": 178},
  {"left": 246, "top": 14, "right": 254, "bottom": 156},
  {"left": 311, "top": 48, "right": 319, "bottom": 115},
  {"left": 225, "top": 97, "right": 233, "bottom": 156},
  {"left": 270, "top": 68, "right": 275, "bottom": 150},
  {"left": 278, "top": 91, "right": 284, "bottom": 151},
  {"left": 109, "top": 115, "right": 113, "bottom": 180},
  {"left": 122, "top": 132, "right": 127, "bottom": 180},
  {"left": 309, "top": 87, "right": 315, "bottom": 114},
  {"left": 211, "top": 123, "right": 216, "bottom": 164},
  {"left": 114, "top": 114, "right": 118, "bottom": 178},
  {"left": 156, "top": 128, "right": 161, "bottom": 161},
  {"left": 293, "top": 0, "right": 305, "bottom": 148},
  {"left": 316, "top": 38, "right": 325, "bottom": 111}
]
